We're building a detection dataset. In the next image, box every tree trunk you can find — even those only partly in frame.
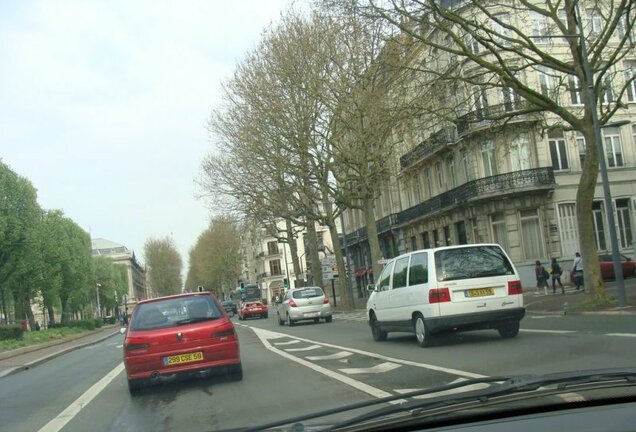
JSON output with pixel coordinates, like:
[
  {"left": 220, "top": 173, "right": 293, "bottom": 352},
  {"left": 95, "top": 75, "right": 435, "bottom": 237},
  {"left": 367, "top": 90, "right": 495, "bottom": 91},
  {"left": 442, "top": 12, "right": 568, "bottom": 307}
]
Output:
[
  {"left": 363, "top": 196, "right": 383, "bottom": 281},
  {"left": 285, "top": 219, "right": 302, "bottom": 281},
  {"left": 0, "top": 288, "right": 8, "bottom": 324},
  {"left": 576, "top": 125, "right": 605, "bottom": 301},
  {"left": 305, "top": 219, "right": 323, "bottom": 288}
]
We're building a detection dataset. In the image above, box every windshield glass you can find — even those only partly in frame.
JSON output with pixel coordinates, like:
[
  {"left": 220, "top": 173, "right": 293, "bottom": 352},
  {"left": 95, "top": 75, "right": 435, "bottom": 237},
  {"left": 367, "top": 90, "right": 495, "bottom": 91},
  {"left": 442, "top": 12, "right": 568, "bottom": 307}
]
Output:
[{"left": 2, "top": 1, "right": 636, "bottom": 432}]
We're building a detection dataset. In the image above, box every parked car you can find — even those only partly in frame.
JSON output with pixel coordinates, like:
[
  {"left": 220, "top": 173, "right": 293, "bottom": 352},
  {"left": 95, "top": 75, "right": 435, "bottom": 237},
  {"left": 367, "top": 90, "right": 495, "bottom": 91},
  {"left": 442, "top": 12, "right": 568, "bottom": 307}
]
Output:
[
  {"left": 238, "top": 301, "right": 268, "bottom": 320},
  {"left": 598, "top": 254, "right": 636, "bottom": 279},
  {"left": 366, "top": 243, "right": 525, "bottom": 347},
  {"left": 221, "top": 300, "right": 238, "bottom": 316},
  {"left": 276, "top": 286, "right": 332, "bottom": 326},
  {"left": 122, "top": 292, "right": 242, "bottom": 395}
]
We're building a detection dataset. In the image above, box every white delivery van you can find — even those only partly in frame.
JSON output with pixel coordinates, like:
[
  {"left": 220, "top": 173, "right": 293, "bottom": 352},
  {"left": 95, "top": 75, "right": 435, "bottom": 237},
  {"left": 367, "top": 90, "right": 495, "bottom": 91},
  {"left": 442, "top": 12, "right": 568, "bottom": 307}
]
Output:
[{"left": 366, "top": 244, "right": 525, "bottom": 347}]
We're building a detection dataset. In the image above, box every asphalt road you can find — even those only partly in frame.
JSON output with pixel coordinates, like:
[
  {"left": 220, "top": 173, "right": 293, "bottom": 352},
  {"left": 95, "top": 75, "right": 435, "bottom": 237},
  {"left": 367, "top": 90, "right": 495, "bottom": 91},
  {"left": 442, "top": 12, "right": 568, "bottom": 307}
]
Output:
[{"left": 1, "top": 311, "right": 635, "bottom": 432}]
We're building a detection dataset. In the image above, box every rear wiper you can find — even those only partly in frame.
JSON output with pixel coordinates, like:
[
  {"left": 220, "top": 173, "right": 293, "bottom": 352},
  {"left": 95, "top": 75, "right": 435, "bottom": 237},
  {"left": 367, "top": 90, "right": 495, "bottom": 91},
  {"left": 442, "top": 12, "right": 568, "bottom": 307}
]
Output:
[
  {"left": 244, "top": 368, "right": 636, "bottom": 432},
  {"left": 175, "top": 317, "right": 219, "bottom": 325}
]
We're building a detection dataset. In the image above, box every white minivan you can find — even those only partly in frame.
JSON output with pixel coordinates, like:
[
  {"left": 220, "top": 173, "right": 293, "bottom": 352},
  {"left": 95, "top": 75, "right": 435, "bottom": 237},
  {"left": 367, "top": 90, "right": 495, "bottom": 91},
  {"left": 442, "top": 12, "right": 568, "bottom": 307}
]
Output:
[{"left": 366, "top": 244, "right": 525, "bottom": 347}]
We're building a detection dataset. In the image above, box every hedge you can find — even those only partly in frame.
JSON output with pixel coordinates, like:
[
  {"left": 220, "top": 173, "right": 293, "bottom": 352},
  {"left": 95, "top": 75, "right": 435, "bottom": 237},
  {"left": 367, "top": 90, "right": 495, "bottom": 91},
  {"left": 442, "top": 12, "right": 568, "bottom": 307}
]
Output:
[{"left": 0, "top": 325, "right": 25, "bottom": 341}]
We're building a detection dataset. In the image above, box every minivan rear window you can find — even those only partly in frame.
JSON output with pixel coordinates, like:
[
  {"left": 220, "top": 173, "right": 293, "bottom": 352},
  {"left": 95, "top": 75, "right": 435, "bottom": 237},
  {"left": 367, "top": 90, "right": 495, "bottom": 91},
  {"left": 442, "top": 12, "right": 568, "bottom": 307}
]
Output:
[
  {"left": 434, "top": 245, "right": 514, "bottom": 282},
  {"left": 292, "top": 287, "right": 324, "bottom": 299}
]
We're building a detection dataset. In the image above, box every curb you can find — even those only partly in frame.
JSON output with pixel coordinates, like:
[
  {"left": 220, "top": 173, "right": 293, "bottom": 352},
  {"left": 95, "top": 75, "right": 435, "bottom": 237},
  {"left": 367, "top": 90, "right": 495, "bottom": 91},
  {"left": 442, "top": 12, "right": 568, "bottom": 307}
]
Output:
[{"left": 0, "top": 329, "right": 120, "bottom": 379}]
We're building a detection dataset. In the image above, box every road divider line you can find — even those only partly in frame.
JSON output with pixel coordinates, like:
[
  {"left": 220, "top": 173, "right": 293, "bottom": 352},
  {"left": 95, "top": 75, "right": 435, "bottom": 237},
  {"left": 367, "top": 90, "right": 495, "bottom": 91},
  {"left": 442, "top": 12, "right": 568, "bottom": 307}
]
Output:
[
  {"left": 306, "top": 351, "right": 353, "bottom": 361},
  {"left": 520, "top": 329, "right": 576, "bottom": 334},
  {"left": 605, "top": 333, "right": 636, "bottom": 338},
  {"left": 394, "top": 378, "right": 491, "bottom": 400},
  {"left": 285, "top": 344, "right": 322, "bottom": 352},
  {"left": 37, "top": 362, "right": 125, "bottom": 432},
  {"left": 251, "top": 327, "right": 394, "bottom": 399},
  {"left": 339, "top": 362, "right": 401, "bottom": 375},
  {"left": 249, "top": 327, "right": 485, "bottom": 379}
]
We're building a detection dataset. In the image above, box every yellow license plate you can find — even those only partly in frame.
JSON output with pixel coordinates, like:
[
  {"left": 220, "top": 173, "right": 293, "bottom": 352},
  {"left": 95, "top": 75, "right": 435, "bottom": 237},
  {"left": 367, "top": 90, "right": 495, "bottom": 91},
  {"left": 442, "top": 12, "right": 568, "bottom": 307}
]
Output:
[
  {"left": 467, "top": 288, "right": 495, "bottom": 297},
  {"left": 163, "top": 351, "right": 203, "bottom": 366}
]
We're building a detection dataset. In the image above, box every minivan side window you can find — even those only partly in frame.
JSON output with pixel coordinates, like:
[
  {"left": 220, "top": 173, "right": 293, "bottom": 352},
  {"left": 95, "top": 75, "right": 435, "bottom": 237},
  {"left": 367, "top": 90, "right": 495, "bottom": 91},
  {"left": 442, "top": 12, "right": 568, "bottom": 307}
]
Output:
[
  {"left": 392, "top": 257, "right": 409, "bottom": 289},
  {"left": 377, "top": 261, "right": 394, "bottom": 291},
  {"left": 408, "top": 252, "right": 428, "bottom": 285}
]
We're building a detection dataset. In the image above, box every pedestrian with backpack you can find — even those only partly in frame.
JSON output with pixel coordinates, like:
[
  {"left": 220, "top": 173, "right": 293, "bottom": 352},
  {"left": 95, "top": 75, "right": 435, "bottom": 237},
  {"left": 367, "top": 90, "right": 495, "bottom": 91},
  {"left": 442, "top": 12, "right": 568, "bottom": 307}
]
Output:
[{"left": 550, "top": 257, "right": 565, "bottom": 294}]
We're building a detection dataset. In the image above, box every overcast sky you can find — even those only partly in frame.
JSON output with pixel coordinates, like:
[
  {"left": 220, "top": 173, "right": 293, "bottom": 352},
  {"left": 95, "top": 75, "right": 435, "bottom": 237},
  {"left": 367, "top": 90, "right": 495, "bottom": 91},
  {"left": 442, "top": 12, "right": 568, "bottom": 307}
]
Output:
[{"left": 0, "top": 0, "right": 295, "bottom": 273}]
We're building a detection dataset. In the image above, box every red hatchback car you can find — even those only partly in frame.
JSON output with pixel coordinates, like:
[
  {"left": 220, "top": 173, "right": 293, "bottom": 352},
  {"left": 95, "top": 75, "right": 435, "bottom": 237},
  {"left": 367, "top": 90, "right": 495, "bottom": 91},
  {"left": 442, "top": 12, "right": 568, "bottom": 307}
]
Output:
[
  {"left": 122, "top": 292, "right": 242, "bottom": 394},
  {"left": 598, "top": 254, "right": 636, "bottom": 280},
  {"left": 238, "top": 301, "right": 268, "bottom": 320}
]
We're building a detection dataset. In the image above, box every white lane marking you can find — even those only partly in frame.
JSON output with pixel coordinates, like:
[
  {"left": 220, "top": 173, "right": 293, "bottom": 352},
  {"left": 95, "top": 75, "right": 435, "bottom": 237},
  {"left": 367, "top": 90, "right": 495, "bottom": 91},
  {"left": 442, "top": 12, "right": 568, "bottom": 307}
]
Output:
[
  {"left": 394, "top": 378, "right": 490, "bottom": 400},
  {"left": 306, "top": 351, "right": 353, "bottom": 361},
  {"left": 250, "top": 327, "right": 485, "bottom": 379},
  {"left": 556, "top": 392, "right": 586, "bottom": 402},
  {"left": 605, "top": 333, "right": 636, "bottom": 338},
  {"left": 285, "top": 344, "right": 322, "bottom": 352},
  {"left": 520, "top": 329, "right": 576, "bottom": 334},
  {"left": 251, "top": 327, "right": 394, "bottom": 399},
  {"left": 38, "top": 362, "right": 125, "bottom": 432},
  {"left": 339, "top": 362, "right": 401, "bottom": 375},
  {"left": 274, "top": 340, "right": 301, "bottom": 346},
  {"left": 116, "top": 344, "right": 123, "bottom": 348}
]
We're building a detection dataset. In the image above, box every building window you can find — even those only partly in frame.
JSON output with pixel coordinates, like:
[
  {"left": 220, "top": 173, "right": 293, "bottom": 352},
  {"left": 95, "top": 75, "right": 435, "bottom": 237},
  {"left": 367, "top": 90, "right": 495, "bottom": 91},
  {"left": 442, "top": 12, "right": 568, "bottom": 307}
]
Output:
[
  {"left": 490, "top": 212, "right": 510, "bottom": 253},
  {"left": 444, "top": 225, "right": 451, "bottom": 246},
  {"left": 267, "top": 241, "right": 279, "bottom": 255},
  {"left": 465, "top": 33, "right": 480, "bottom": 54},
  {"left": 481, "top": 140, "right": 497, "bottom": 176},
  {"left": 502, "top": 86, "right": 521, "bottom": 112},
  {"left": 587, "top": 8, "right": 603, "bottom": 39},
  {"left": 616, "top": 198, "right": 633, "bottom": 249},
  {"left": 557, "top": 203, "right": 579, "bottom": 257},
  {"left": 471, "top": 218, "right": 480, "bottom": 243},
  {"left": 569, "top": 75, "right": 583, "bottom": 106},
  {"left": 632, "top": 124, "right": 636, "bottom": 147},
  {"left": 455, "top": 221, "right": 467, "bottom": 245},
  {"left": 538, "top": 67, "right": 558, "bottom": 100},
  {"left": 473, "top": 86, "right": 489, "bottom": 119},
  {"left": 493, "top": 13, "right": 511, "bottom": 46},
  {"left": 603, "top": 127, "right": 624, "bottom": 167},
  {"left": 422, "top": 232, "right": 430, "bottom": 249},
  {"left": 448, "top": 157, "right": 457, "bottom": 189},
  {"left": 601, "top": 73, "right": 615, "bottom": 104},
  {"left": 548, "top": 130, "right": 569, "bottom": 171},
  {"left": 462, "top": 150, "right": 473, "bottom": 182},
  {"left": 433, "top": 230, "right": 440, "bottom": 247},
  {"left": 593, "top": 201, "right": 607, "bottom": 251},
  {"left": 435, "top": 161, "right": 444, "bottom": 191},
  {"left": 520, "top": 209, "right": 545, "bottom": 260},
  {"left": 530, "top": 10, "right": 549, "bottom": 42},
  {"left": 624, "top": 61, "right": 636, "bottom": 103},
  {"left": 576, "top": 131, "right": 586, "bottom": 167},
  {"left": 269, "top": 259, "right": 282, "bottom": 276},
  {"left": 410, "top": 235, "right": 418, "bottom": 251},
  {"left": 425, "top": 167, "right": 433, "bottom": 197},
  {"left": 510, "top": 133, "right": 532, "bottom": 171}
]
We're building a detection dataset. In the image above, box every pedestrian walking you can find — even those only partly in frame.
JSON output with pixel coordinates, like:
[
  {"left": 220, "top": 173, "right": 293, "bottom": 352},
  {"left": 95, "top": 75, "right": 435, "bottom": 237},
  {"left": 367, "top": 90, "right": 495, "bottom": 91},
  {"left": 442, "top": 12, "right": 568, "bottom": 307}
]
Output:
[
  {"left": 535, "top": 260, "right": 549, "bottom": 295},
  {"left": 550, "top": 257, "right": 565, "bottom": 294},
  {"left": 571, "top": 252, "right": 584, "bottom": 290}
]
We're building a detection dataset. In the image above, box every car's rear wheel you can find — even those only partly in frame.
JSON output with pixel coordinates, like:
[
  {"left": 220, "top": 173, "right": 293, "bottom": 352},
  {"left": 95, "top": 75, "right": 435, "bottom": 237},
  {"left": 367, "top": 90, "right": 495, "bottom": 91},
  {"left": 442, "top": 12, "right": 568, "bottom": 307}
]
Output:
[
  {"left": 325, "top": 315, "right": 333, "bottom": 323},
  {"left": 498, "top": 321, "right": 520, "bottom": 338},
  {"left": 128, "top": 378, "right": 143, "bottom": 396},
  {"left": 277, "top": 313, "right": 284, "bottom": 326},
  {"left": 414, "top": 314, "right": 432, "bottom": 348},
  {"left": 370, "top": 314, "right": 387, "bottom": 342},
  {"left": 228, "top": 363, "right": 243, "bottom": 381},
  {"left": 264, "top": 313, "right": 268, "bottom": 319},
  {"left": 287, "top": 314, "right": 294, "bottom": 327},
  {"left": 314, "top": 318, "right": 320, "bottom": 323}
]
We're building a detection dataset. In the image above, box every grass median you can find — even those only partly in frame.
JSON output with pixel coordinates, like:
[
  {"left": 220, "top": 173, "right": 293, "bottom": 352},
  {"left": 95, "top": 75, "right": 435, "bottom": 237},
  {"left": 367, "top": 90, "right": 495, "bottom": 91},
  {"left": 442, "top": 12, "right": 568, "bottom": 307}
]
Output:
[{"left": 0, "top": 327, "right": 91, "bottom": 353}]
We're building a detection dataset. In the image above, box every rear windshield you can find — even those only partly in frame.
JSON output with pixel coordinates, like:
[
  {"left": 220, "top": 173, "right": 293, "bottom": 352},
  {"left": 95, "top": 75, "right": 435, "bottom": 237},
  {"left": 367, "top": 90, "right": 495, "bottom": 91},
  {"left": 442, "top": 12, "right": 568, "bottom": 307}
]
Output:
[
  {"left": 434, "top": 246, "right": 515, "bottom": 282},
  {"left": 131, "top": 295, "right": 223, "bottom": 331},
  {"left": 292, "top": 287, "right": 324, "bottom": 299}
]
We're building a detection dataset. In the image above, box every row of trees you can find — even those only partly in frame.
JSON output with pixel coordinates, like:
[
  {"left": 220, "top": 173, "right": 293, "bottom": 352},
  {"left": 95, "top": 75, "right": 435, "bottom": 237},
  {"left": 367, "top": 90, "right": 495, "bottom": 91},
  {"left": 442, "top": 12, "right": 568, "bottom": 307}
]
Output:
[
  {"left": 201, "top": 0, "right": 635, "bottom": 304},
  {"left": 143, "top": 236, "right": 183, "bottom": 297},
  {"left": 0, "top": 160, "right": 128, "bottom": 327}
]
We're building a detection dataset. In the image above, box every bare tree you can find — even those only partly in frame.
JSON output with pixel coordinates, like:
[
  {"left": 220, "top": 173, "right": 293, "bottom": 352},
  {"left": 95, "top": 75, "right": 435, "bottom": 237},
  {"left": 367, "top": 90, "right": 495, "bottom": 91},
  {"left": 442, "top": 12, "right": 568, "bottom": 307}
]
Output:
[
  {"left": 143, "top": 237, "right": 183, "bottom": 296},
  {"left": 363, "top": 0, "right": 635, "bottom": 301}
]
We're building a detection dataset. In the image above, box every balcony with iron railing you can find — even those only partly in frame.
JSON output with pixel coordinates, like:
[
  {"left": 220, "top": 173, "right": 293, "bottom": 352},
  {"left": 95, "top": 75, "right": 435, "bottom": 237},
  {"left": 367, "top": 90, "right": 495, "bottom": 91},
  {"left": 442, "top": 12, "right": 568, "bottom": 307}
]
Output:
[
  {"left": 400, "top": 126, "right": 458, "bottom": 170},
  {"left": 455, "top": 101, "right": 538, "bottom": 136},
  {"left": 397, "top": 167, "right": 555, "bottom": 225}
]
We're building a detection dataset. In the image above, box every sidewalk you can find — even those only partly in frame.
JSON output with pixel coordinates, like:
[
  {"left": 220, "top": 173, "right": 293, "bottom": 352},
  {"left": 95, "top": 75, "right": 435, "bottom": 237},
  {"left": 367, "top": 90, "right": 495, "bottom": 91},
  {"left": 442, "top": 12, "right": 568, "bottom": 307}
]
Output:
[{"left": 0, "top": 325, "right": 120, "bottom": 379}]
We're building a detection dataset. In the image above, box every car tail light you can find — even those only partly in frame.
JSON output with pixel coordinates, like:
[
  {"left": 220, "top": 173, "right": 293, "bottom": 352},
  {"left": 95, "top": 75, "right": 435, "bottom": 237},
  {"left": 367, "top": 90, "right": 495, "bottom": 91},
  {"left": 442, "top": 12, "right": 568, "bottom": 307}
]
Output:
[
  {"left": 289, "top": 298, "right": 297, "bottom": 307},
  {"left": 429, "top": 288, "right": 450, "bottom": 303},
  {"left": 508, "top": 280, "right": 523, "bottom": 295},
  {"left": 124, "top": 342, "right": 149, "bottom": 351},
  {"left": 323, "top": 296, "right": 329, "bottom": 304}
]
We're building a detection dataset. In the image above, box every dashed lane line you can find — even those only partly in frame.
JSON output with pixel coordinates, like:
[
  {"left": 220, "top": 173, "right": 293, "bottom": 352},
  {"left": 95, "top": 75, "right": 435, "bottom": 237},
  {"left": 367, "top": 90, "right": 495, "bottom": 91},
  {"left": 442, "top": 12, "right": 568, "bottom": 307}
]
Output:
[{"left": 605, "top": 333, "right": 636, "bottom": 338}]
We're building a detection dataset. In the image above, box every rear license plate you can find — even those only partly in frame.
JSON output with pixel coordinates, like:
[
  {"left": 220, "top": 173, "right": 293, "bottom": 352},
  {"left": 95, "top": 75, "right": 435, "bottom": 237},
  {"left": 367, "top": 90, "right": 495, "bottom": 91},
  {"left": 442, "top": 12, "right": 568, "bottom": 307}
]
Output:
[
  {"left": 163, "top": 351, "right": 203, "bottom": 366},
  {"left": 466, "top": 288, "right": 495, "bottom": 297},
  {"left": 304, "top": 312, "right": 319, "bottom": 318}
]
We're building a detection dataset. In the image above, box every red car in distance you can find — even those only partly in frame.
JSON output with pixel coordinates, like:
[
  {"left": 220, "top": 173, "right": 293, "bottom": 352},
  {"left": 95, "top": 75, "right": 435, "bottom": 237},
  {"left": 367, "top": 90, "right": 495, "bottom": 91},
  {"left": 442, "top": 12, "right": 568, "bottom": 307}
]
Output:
[
  {"left": 598, "top": 254, "right": 636, "bottom": 280},
  {"left": 238, "top": 301, "right": 268, "bottom": 320},
  {"left": 122, "top": 292, "right": 242, "bottom": 395}
]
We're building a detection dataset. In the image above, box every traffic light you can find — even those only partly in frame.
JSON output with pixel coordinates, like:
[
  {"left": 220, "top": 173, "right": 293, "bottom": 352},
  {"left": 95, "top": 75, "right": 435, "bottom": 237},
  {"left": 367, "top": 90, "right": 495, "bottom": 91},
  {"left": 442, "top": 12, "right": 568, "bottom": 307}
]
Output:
[{"left": 283, "top": 278, "right": 289, "bottom": 289}]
